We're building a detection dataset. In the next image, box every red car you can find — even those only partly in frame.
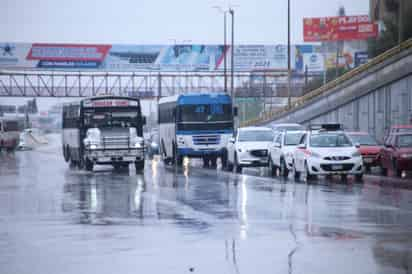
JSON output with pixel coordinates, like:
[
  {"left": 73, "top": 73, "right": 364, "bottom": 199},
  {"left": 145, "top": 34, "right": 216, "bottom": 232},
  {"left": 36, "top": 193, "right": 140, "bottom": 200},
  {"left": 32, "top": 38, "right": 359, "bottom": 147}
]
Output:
[
  {"left": 380, "top": 133, "right": 412, "bottom": 177},
  {"left": 347, "top": 132, "right": 382, "bottom": 172}
]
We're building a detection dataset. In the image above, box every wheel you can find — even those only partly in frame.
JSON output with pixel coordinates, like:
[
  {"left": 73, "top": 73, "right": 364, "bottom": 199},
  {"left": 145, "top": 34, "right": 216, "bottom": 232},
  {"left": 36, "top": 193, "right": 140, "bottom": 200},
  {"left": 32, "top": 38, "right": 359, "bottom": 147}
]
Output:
[
  {"left": 210, "top": 157, "right": 217, "bottom": 168},
  {"left": 69, "top": 159, "right": 77, "bottom": 169},
  {"left": 63, "top": 146, "right": 70, "bottom": 162},
  {"left": 226, "top": 155, "right": 234, "bottom": 171},
  {"left": 280, "top": 158, "right": 289, "bottom": 178},
  {"left": 85, "top": 158, "right": 94, "bottom": 171},
  {"left": 203, "top": 157, "right": 210, "bottom": 168},
  {"left": 221, "top": 151, "right": 228, "bottom": 170},
  {"left": 172, "top": 143, "right": 183, "bottom": 166},
  {"left": 393, "top": 161, "right": 402, "bottom": 178},
  {"left": 135, "top": 160, "right": 145, "bottom": 172},
  {"left": 234, "top": 154, "right": 242, "bottom": 173},
  {"left": 302, "top": 162, "right": 316, "bottom": 183},
  {"left": 78, "top": 156, "right": 85, "bottom": 169},
  {"left": 293, "top": 162, "right": 300, "bottom": 182},
  {"left": 269, "top": 158, "right": 277, "bottom": 177},
  {"left": 355, "top": 173, "right": 363, "bottom": 182}
]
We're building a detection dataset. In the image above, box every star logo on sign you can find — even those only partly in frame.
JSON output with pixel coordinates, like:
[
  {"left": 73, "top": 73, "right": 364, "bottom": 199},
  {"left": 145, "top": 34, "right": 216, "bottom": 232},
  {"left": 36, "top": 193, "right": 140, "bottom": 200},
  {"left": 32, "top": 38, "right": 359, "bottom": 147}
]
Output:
[{"left": 0, "top": 44, "right": 15, "bottom": 56}]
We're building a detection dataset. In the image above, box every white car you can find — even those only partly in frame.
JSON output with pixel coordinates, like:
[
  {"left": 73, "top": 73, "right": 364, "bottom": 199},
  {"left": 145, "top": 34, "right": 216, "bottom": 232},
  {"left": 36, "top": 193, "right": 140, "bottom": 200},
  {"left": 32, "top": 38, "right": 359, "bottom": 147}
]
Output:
[
  {"left": 269, "top": 130, "right": 306, "bottom": 177},
  {"left": 227, "top": 127, "right": 274, "bottom": 173},
  {"left": 293, "top": 125, "right": 363, "bottom": 182}
]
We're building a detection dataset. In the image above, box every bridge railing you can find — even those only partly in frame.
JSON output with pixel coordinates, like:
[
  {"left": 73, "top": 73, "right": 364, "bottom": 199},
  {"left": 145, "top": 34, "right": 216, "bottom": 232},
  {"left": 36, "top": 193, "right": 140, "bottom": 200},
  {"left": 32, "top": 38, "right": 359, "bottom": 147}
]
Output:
[{"left": 241, "top": 38, "right": 412, "bottom": 127}]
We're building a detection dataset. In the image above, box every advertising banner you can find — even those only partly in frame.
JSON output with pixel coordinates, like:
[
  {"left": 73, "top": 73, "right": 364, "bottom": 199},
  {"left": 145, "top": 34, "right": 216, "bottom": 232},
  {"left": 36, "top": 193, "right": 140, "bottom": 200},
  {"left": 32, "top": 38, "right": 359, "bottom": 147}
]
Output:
[
  {"left": 354, "top": 52, "right": 369, "bottom": 67},
  {"left": 303, "top": 15, "right": 378, "bottom": 42},
  {"left": 27, "top": 43, "right": 111, "bottom": 69},
  {"left": 0, "top": 42, "right": 366, "bottom": 73}
]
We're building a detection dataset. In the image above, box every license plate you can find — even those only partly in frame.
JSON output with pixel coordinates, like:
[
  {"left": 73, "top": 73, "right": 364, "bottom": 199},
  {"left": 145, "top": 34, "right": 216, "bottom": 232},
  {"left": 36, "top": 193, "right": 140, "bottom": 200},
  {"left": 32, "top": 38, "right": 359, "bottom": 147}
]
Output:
[
  {"left": 107, "top": 151, "right": 124, "bottom": 156},
  {"left": 364, "top": 158, "right": 373, "bottom": 163},
  {"left": 332, "top": 165, "right": 343, "bottom": 170}
]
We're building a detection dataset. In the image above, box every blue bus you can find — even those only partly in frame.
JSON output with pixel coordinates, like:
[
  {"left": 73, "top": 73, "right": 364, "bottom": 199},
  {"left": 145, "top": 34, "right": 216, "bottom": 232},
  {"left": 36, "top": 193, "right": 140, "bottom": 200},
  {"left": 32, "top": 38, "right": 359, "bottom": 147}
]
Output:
[{"left": 158, "top": 93, "right": 237, "bottom": 167}]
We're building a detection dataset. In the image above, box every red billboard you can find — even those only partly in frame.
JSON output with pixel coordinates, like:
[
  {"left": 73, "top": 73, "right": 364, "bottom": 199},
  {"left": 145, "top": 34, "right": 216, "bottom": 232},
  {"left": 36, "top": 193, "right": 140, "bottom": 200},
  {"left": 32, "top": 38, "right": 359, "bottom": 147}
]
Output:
[
  {"left": 303, "top": 15, "right": 378, "bottom": 42},
  {"left": 27, "top": 43, "right": 111, "bottom": 62}
]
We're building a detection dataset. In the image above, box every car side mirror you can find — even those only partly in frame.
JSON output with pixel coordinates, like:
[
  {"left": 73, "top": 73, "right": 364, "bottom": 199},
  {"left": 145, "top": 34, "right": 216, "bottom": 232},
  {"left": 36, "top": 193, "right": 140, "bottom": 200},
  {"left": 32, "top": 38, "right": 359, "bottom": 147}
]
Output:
[
  {"left": 233, "top": 107, "right": 238, "bottom": 117},
  {"left": 229, "top": 137, "right": 235, "bottom": 144},
  {"left": 297, "top": 143, "right": 306, "bottom": 149},
  {"left": 355, "top": 142, "right": 360, "bottom": 149},
  {"left": 384, "top": 143, "right": 393, "bottom": 148},
  {"left": 274, "top": 142, "right": 281, "bottom": 148}
]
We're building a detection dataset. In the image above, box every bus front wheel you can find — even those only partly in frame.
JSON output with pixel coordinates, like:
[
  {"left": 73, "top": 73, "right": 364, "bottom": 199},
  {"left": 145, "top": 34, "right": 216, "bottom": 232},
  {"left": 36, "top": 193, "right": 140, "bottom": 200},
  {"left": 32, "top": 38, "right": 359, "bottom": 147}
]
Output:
[
  {"left": 135, "top": 160, "right": 145, "bottom": 172},
  {"left": 85, "top": 158, "right": 94, "bottom": 171}
]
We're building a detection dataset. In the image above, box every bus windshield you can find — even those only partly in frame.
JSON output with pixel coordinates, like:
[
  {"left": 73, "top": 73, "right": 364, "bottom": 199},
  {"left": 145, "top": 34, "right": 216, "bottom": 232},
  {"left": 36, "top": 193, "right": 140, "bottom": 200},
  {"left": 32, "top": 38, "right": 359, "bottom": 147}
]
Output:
[
  {"left": 178, "top": 104, "right": 232, "bottom": 122},
  {"left": 83, "top": 108, "right": 141, "bottom": 129}
]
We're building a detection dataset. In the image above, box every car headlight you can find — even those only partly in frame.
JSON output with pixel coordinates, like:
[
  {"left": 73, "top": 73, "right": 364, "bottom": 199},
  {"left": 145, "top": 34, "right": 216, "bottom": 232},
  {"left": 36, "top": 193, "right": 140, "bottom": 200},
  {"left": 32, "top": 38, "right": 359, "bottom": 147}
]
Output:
[
  {"left": 90, "top": 144, "right": 97, "bottom": 150},
  {"left": 352, "top": 151, "right": 361, "bottom": 157},
  {"left": 401, "top": 153, "right": 412, "bottom": 159},
  {"left": 151, "top": 142, "right": 158, "bottom": 148}
]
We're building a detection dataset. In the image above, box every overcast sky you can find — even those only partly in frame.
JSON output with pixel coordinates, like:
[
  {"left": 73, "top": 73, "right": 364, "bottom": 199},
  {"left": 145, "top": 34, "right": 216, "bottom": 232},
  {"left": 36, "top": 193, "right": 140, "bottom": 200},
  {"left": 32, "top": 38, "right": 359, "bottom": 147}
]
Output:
[
  {"left": 1, "top": 0, "right": 369, "bottom": 111},
  {"left": 2, "top": 0, "right": 369, "bottom": 44}
]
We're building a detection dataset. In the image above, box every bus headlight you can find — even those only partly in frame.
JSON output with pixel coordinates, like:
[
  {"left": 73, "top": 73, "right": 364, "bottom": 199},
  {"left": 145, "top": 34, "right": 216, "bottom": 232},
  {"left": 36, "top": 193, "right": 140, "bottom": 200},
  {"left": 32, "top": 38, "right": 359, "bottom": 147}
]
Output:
[{"left": 133, "top": 137, "right": 144, "bottom": 148}]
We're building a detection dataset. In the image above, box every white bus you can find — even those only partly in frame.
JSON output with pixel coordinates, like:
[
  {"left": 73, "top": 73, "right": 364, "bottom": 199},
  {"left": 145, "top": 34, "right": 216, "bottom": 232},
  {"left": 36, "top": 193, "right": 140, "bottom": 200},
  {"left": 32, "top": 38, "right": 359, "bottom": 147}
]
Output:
[
  {"left": 158, "top": 93, "right": 236, "bottom": 168},
  {"left": 62, "top": 96, "right": 146, "bottom": 172}
]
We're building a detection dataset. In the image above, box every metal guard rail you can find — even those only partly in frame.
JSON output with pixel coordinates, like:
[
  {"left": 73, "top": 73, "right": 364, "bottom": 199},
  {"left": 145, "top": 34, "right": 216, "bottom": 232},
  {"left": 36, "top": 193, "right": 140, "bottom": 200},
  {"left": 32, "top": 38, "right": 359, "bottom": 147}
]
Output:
[{"left": 241, "top": 38, "right": 412, "bottom": 127}]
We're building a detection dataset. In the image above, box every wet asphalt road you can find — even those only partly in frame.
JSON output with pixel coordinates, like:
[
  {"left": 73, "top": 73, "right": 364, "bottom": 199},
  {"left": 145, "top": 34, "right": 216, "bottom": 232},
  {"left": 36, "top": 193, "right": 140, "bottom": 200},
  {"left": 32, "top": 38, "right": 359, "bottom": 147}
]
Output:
[{"left": 1, "top": 135, "right": 412, "bottom": 274}]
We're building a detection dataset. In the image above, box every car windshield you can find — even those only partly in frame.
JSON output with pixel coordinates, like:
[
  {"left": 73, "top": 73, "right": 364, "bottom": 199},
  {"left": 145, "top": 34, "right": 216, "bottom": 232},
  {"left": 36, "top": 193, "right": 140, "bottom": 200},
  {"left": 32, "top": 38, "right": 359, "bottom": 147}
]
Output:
[
  {"left": 284, "top": 132, "right": 305, "bottom": 145},
  {"left": 238, "top": 130, "right": 274, "bottom": 142},
  {"left": 310, "top": 133, "right": 352, "bottom": 147},
  {"left": 397, "top": 135, "right": 412, "bottom": 147},
  {"left": 348, "top": 134, "right": 378, "bottom": 146}
]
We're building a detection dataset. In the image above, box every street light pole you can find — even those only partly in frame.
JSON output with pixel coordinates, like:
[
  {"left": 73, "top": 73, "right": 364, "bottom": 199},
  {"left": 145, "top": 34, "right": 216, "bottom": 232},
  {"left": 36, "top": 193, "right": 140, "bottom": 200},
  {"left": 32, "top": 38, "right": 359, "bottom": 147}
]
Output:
[
  {"left": 287, "top": 0, "right": 291, "bottom": 108},
  {"left": 224, "top": 12, "right": 228, "bottom": 93},
  {"left": 229, "top": 8, "right": 235, "bottom": 97}
]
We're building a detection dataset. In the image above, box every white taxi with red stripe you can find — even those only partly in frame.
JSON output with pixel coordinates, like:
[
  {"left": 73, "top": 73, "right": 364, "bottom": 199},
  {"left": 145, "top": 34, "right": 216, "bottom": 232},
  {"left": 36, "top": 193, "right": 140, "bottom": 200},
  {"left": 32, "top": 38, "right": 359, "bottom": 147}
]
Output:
[{"left": 292, "top": 124, "right": 363, "bottom": 182}]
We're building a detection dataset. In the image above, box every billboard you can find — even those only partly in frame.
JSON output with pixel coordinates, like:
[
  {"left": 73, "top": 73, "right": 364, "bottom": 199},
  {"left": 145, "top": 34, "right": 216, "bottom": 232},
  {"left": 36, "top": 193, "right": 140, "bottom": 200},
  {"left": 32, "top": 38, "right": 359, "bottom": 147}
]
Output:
[
  {"left": 0, "top": 42, "right": 357, "bottom": 73},
  {"left": 303, "top": 15, "right": 378, "bottom": 42},
  {"left": 26, "top": 43, "right": 111, "bottom": 69}
]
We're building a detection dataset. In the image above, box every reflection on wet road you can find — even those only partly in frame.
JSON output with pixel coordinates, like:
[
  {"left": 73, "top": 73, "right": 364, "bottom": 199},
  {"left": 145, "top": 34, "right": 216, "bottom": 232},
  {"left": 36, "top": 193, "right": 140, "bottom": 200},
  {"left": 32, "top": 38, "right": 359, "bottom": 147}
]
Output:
[{"left": 1, "top": 135, "right": 412, "bottom": 274}]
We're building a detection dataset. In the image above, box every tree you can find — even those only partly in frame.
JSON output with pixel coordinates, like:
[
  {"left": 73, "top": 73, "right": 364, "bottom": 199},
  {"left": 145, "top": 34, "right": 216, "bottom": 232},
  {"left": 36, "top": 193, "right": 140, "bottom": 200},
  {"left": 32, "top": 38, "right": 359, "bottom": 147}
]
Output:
[{"left": 368, "top": 0, "right": 412, "bottom": 57}]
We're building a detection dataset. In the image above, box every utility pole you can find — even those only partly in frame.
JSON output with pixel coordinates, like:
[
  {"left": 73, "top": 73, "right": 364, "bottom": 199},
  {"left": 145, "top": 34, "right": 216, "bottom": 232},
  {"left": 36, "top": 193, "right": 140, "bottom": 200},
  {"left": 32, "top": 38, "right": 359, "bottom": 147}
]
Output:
[
  {"left": 287, "top": 0, "right": 291, "bottom": 108},
  {"left": 224, "top": 12, "right": 228, "bottom": 92},
  {"left": 230, "top": 8, "right": 235, "bottom": 97},
  {"left": 336, "top": 6, "right": 345, "bottom": 79}
]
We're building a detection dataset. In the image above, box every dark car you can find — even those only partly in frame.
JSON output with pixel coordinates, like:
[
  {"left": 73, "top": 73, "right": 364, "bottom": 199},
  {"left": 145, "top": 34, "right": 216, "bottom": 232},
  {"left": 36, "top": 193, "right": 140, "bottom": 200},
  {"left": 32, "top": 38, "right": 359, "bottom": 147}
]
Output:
[
  {"left": 380, "top": 133, "right": 412, "bottom": 178},
  {"left": 347, "top": 132, "right": 382, "bottom": 172}
]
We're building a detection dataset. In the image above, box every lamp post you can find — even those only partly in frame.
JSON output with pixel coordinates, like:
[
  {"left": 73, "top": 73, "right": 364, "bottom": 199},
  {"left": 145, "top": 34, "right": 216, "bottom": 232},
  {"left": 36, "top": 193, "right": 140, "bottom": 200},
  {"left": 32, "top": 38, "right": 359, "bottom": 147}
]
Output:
[
  {"left": 212, "top": 6, "right": 228, "bottom": 92},
  {"left": 229, "top": 8, "right": 235, "bottom": 97},
  {"left": 287, "top": 0, "right": 291, "bottom": 108}
]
